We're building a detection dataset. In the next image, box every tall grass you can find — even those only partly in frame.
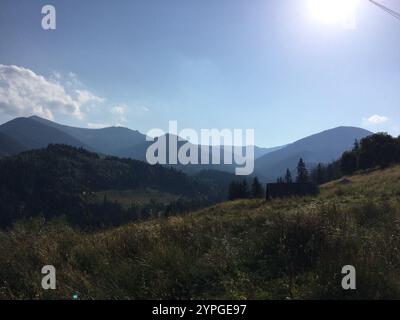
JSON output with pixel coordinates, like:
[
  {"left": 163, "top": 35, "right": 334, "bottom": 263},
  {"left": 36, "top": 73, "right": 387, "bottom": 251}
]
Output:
[{"left": 1, "top": 166, "right": 400, "bottom": 299}]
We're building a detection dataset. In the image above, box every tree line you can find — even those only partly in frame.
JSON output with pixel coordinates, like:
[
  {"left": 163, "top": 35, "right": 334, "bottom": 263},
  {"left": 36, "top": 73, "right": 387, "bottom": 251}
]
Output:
[
  {"left": 307, "top": 133, "right": 400, "bottom": 185},
  {"left": 340, "top": 133, "right": 400, "bottom": 174},
  {"left": 228, "top": 158, "right": 312, "bottom": 200},
  {"left": 228, "top": 177, "right": 264, "bottom": 200},
  {"left": 276, "top": 133, "right": 400, "bottom": 187},
  {"left": 228, "top": 133, "right": 400, "bottom": 201}
]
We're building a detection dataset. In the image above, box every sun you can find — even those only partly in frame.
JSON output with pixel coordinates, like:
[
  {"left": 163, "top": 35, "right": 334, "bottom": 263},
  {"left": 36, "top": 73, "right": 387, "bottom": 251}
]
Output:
[{"left": 308, "top": 0, "right": 360, "bottom": 25}]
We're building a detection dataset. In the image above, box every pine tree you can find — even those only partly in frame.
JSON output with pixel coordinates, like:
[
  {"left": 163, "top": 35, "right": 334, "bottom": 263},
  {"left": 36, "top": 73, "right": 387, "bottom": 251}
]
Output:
[
  {"left": 241, "top": 180, "right": 249, "bottom": 198},
  {"left": 251, "top": 177, "right": 264, "bottom": 198},
  {"left": 228, "top": 181, "right": 238, "bottom": 200},
  {"left": 296, "top": 158, "right": 309, "bottom": 184},
  {"left": 228, "top": 180, "right": 250, "bottom": 200},
  {"left": 354, "top": 139, "right": 359, "bottom": 151},
  {"left": 341, "top": 151, "right": 358, "bottom": 174},
  {"left": 315, "top": 163, "right": 325, "bottom": 185},
  {"left": 284, "top": 169, "right": 292, "bottom": 184}
]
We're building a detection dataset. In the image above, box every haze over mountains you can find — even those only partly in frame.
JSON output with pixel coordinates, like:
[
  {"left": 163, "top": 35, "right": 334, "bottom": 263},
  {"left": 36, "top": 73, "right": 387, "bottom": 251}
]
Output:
[
  {"left": 0, "top": 116, "right": 372, "bottom": 180},
  {"left": 254, "top": 126, "right": 372, "bottom": 180},
  {"left": 18, "top": 116, "right": 146, "bottom": 155}
]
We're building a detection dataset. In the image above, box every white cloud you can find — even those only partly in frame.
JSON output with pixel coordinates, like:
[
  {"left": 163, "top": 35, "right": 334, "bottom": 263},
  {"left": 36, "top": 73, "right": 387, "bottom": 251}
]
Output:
[
  {"left": 111, "top": 104, "right": 127, "bottom": 124},
  {"left": 0, "top": 64, "right": 103, "bottom": 120},
  {"left": 365, "top": 114, "right": 389, "bottom": 125},
  {"left": 111, "top": 105, "right": 126, "bottom": 115},
  {"left": 76, "top": 89, "right": 105, "bottom": 105}
]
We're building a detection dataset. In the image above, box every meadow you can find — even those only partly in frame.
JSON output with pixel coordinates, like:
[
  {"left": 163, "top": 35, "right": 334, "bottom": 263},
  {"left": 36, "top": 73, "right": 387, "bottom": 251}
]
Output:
[{"left": 1, "top": 165, "right": 400, "bottom": 299}]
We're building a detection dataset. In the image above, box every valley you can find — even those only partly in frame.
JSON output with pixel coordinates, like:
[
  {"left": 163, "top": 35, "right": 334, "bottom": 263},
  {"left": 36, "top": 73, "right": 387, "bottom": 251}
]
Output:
[{"left": 0, "top": 116, "right": 398, "bottom": 299}]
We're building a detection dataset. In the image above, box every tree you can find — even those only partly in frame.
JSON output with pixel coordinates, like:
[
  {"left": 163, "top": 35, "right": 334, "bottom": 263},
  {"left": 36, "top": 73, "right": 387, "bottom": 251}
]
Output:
[
  {"left": 228, "top": 180, "right": 250, "bottom": 200},
  {"left": 251, "top": 177, "right": 264, "bottom": 198},
  {"left": 276, "top": 177, "right": 284, "bottom": 183},
  {"left": 241, "top": 180, "right": 249, "bottom": 198},
  {"left": 341, "top": 151, "right": 358, "bottom": 174},
  {"left": 326, "top": 160, "right": 342, "bottom": 181},
  {"left": 311, "top": 163, "right": 326, "bottom": 185},
  {"left": 228, "top": 181, "right": 239, "bottom": 200},
  {"left": 296, "top": 158, "right": 309, "bottom": 184},
  {"left": 359, "top": 133, "right": 397, "bottom": 169},
  {"left": 353, "top": 139, "right": 359, "bottom": 151},
  {"left": 284, "top": 169, "right": 292, "bottom": 184}
]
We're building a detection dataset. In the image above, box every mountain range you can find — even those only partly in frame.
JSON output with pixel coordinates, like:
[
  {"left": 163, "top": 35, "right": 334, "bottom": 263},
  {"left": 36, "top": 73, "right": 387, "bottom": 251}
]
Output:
[
  {"left": 0, "top": 116, "right": 372, "bottom": 180},
  {"left": 254, "top": 126, "right": 372, "bottom": 180}
]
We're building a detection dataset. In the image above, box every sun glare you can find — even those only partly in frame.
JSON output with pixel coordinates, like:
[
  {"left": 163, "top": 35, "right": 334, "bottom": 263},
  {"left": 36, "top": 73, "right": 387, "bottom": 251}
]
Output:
[{"left": 308, "top": 0, "right": 360, "bottom": 25}]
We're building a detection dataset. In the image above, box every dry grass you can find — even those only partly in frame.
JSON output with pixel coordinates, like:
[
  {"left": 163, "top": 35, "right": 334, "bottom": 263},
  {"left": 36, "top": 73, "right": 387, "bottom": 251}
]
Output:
[{"left": 1, "top": 165, "right": 400, "bottom": 299}]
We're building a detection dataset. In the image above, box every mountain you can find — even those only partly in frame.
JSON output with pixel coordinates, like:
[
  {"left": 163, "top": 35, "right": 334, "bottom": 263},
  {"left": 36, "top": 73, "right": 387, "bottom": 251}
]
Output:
[
  {"left": 0, "top": 117, "right": 88, "bottom": 151},
  {"left": 0, "top": 117, "right": 373, "bottom": 180},
  {"left": 0, "top": 116, "right": 279, "bottom": 164},
  {"left": 0, "top": 132, "right": 26, "bottom": 156},
  {"left": 255, "top": 126, "right": 372, "bottom": 181},
  {"left": 29, "top": 116, "right": 147, "bottom": 155},
  {"left": 254, "top": 145, "right": 285, "bottom": 159}
]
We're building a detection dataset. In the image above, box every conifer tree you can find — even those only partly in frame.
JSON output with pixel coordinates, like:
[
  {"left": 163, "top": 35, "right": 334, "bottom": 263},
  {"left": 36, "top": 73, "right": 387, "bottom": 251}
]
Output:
[
  {"left": 251, "top": 177, "right": 264, "bottom": 198},
  {"left": 296, "top": 158, "right": 309, "bottom": 184},
  {"left": 284, "top": 169, "right": 292, "bottom": 184}
]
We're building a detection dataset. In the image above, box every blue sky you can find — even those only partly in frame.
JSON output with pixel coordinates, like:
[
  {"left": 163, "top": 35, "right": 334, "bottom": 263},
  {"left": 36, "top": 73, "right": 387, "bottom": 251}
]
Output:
[{"left": 0, "top": 0, "right": 399, "bottom": 147}]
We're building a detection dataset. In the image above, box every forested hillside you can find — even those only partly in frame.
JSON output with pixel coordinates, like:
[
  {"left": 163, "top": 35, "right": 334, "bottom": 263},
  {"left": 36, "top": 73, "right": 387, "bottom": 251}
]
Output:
[{"left": 0, "top": 144, "right": 222, "bottom": 228}]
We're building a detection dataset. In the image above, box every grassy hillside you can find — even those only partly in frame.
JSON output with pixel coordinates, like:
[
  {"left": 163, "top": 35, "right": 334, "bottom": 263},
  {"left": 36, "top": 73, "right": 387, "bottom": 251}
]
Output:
[{"left": 1, "top": 165, "right": 400, "bottom": 299}]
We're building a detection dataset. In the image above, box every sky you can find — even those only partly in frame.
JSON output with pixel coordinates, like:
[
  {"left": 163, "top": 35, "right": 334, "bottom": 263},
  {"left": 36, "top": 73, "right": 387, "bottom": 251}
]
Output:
[{"left": 0, "top": 0, "right": 399, "bottom": 147}]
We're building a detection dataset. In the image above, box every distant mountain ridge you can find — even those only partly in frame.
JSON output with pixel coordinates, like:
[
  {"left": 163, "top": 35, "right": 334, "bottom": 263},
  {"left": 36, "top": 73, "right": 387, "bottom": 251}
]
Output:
[
  {"left": 0, "top": 116, "right": 278, "bottom": 166},
  {"left": 28, "top": 116, "right": 147, "bottom": 155},
  {"left": 0, "top": 117, "right": 88, "bottom": 152},
  {"left": 255, "top": 126, "right": 372, "bottom": 181},
  {"left": 0, "top": 116, "right": 372, "bottom": 179}
]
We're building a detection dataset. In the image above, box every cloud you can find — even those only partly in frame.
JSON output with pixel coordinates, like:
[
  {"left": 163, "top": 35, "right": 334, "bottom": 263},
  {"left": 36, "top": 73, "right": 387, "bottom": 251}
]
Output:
[
  {"left": 111, "top": 105, "right": 126, "bottom": 115},
  {"left": 111, "top": 104, "right": 127, "bottom": 125},
  {"left": 76, "top": 90, "right": 104, "bottom": 105},
  {"left": 365, "top": 114, "right": 389, "bottom": 125},
  {"left": 0, "top": 64, "right": 103, "bottom": 120}
]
